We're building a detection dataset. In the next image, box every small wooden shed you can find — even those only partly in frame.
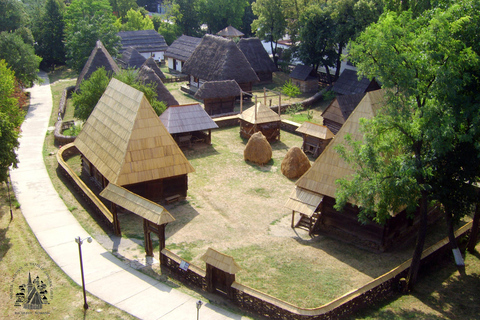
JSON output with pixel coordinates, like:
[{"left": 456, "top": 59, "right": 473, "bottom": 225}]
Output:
[
  {"left": 289, "top": 65, "right": 318, "bottom": 93},
  {"left": 296, "top": 122, "right": 334, "bottom": 158},
  {"left": 331, "top": 69, "right": 381, "bottom": 96},
  {"left": 194, "top": 80, "right": 241, "bottom": 116},
  {"left": 137, "top": 65, "right": 179, "bottom": 107},
  {"left": 237, "top": 38, "right": 277, "bottom": 83},
  {"left": 75, "top": 78, "right": 195, "bottom": 203},
  {"left": 182, "top": 34, "right": 259, "bottom": 94},
  {"left": 239, "top": 102, "right": 281, "bottom": 142},
  {"left": 117, "top": 46, "right": 147, "bottom": 69},
  {"left": 164, "top": 35, "right": 202, "bottom": 73},
  {"left": 201, "top": 248, "right": 241, "bottom": 298},
  {"left": 321, "top": 93, "right": 365, "bottom": 134},
  {"left": 159, "top": 103, "right": 219, "bottom": 147},
  {"left": 285, "top": 89, "right": 432, "bottom": 251},
  {"left": 75, "top": 40, "right": 120, "bottom": 92}
]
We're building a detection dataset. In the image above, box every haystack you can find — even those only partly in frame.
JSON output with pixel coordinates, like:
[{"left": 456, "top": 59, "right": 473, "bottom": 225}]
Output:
[
  {"left": 244, "top": 131, "right": 272, "bottom": 165},
  {"left": 281, "top": 147, "right": 311, "bottom": 179}
]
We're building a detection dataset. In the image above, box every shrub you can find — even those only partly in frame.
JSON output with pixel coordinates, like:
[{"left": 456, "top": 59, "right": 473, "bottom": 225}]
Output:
[{"left": 282, "top": 79, "right": 301, "bottom": 98}]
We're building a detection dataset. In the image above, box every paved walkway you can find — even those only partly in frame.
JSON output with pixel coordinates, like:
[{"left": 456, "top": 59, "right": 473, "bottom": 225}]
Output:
[{"left": 10, "top": 72, "right": 249, "bottom": 320}]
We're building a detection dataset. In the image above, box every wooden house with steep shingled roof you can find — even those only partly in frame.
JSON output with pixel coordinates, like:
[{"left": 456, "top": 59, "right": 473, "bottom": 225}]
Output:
[
  {"left": 237, "top": 38, "right": 277, "bottom": 83},
  {"left": 137, "top": 65, "right": 179, "bottom": 107},
  {"left": 159, "top": 103, "right": 219, "bottom": 147},
  {"left": 331, "top": 69, "right": 381, "bottom": 96},
  {"left": 164, "top": 35, "right": 202, "bottom": 73},
  {"left": 142, "top": 56, "right": 166, "bottom": 80},
  {"left": 321, "top": 93, "right": 365, "bottom": 134},
  {"left": 194, "top": 80, "right": 242, "bottom": 116},
  {"left": 296, "top": 122, "right": 334, "bottom": 158},
  {"left": 75, "top": 78, "right": 195, "bottom": 203},
  {"left": 75, "top": 40, "right": 120, "bottom": 92},
  {"left": 117, "top": 47, "right": 147, "bottom": 69},
  {"left": 239, "top": 102, "right": 281, "bottom": 142},
  {"left": 182, "top": 34, "right": 259, "bottom": 94},
  {"left": 285, "top": 89, "right": 433, "bottom": 252},
  {"left": 289, "top": 64, "right": 319, "bottom": 93},
  {"left": 118, "top": 29, "right": 168, "bottom": 62}
]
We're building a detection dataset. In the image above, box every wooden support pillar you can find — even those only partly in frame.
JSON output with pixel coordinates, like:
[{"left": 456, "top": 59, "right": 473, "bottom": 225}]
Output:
[
  {"left": 158, "top": 223, "right": 166, "bottom": 265},
  {"left": 111, "top": 203, "right": 121, "bottom": 236},
  {"left": 291, "top": 210, "right": 295, "bottom": 228},
  {"left": 205, "top": 264, "right": 214, "bottom": 293},
  {"left": 143, "top": 219, "right": 153, "bottom": 257}
]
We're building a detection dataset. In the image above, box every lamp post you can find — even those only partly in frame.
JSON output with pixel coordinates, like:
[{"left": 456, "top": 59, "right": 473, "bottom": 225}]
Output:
[
  {"left": 196, "top": 300, "right": 203, "bottom": 320},
  {"left": 75, "top": 236, "right": 92, "bottom": 310}
]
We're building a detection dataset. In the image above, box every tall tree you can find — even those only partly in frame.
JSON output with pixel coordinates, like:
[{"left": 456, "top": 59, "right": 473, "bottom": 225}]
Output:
[
  {"left": 0, "top": 60, "right": 24, "bottom": 182},
  {"left": 335, "top": 3, "right": 480, "bottom": 291},
  {"left": 198, "top": 0, "right": 248, "bottom": 34},
  {"left": 110, "top": 0, "right": 138, "bottom": 21},
  {"left": 170, "top": 0, "right": 202, "bottom": 36},
  {"left": 34, "top": 0, "right": 66, "bottom": 68},
  {"left": 0, "top": 0, "right": 27, "bottom": 32},
  {"left": 251, "top": 0, "right": 287, "bottom": 67},
  {"left": 114, "top": 8, "right": 154, "bottom": 30},
  {"left": 240, "top": 0, "right": 256, "bottom": 37}
]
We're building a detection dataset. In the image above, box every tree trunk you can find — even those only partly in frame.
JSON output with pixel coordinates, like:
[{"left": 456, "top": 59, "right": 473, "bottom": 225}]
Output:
[
  {"left": 406, "top": 191, "right": 428, "bottom": 292},
  {"left": 324, "top": 65, "right": 333, "bottom": 85},
  {"left": 334, "top": 45, "right": 343, "bottom": 81},
  {"left": 468, "top": 202, "right": 480, "bottom": 253},
  {"left": 445, "top": 206, "right": 465, "bottom": 266}
]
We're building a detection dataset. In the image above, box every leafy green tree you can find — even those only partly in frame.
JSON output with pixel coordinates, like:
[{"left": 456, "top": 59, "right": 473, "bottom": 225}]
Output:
[
  {"left": 170, "top": 0, "right": 202, "bottom": 36},
  {"left": 0, "top": 31, "right": 41, "bottom": 87},
  {"left": 251, "top": 0, "right": 287, "bottom": 67},
  {"left": 0, "top": 60, "right": 24, "bottom": 182},
  {"left": 114, "top": 8, "right": 154, "bottom": 30},
  {"left": 33, "top": 0, "right": 66, "bottom": 68},
  {"left": 335, "top": 3, "right": 480, "bottom": 291},
  {"left": 72, "top": 67, "right": 111, "bottom": 121},
  {"left": 297, "top": 5, "right": 337, "bottom": 83},
  {"left": 0, "top": 0, "right": 27, "bottom": 32},
  {"left": 156, "top": 20, "right": 182, "bottom": 45},
  {"left": 198, "top": 0, "right": 248, "bottom": 34},
  {"left": 110, "top": 0, "right": 138, "bottom": 20},
  {"left": 64, "top": 0, "right": 113, "bottom": 25},
  {"left": 240, "top": 0, "right": 256, "bottom": 36}
]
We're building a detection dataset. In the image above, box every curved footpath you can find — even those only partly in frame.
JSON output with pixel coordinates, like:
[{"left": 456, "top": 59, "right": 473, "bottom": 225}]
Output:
[{"left": 10, "top": 72, "right": 248, "bottom": 320}]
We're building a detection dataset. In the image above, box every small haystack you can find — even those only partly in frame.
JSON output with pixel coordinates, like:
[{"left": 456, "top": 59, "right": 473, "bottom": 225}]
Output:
[
  {"left": 244, "top": 131, "right": 272, "bottom": 165},
  {"left": 281, "top": 147, "right": 311, "bottom": 179}
]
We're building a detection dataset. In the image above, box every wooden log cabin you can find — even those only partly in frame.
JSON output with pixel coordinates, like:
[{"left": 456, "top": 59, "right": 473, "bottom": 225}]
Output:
[
  {"left": 296, "top": 122, "right": 334, "bottom": 158},
  {"left": 74, "top": 78, "right": 195, "bottom": 204},
  {"left": 285, "top": 89, "right": 439, "bottom": 252},
  {"left": 237, "top": 38, "right": 277, "bottom": 84},
  {"left": 321, "top": 93, "right": 365, "bottom": 134},
  {"left": 194, "top": 80, "right": 241, "bottom": 116}
]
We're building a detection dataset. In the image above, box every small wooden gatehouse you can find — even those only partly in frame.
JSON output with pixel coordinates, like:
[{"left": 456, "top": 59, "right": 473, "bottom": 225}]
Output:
[
  {"left": 201, "top": 248, "right": 241, "bottom": 298},
  {"left": 194, "top": 80, "right": 242, "bottom": 116},
  {"left": 164, "top": 35, "right": 202, "bottom": 73},
  {"left": 75, "top": 78, "right": 195, "bottom": 203},
  {"left": 159, "top": 103, "right": 219, "bottom": 147},
  {"left": 239, "top": 102, "right": 281, "bottom": 142},
  {"left": 237, "top": 38, "right": 277, "bottom": 83},
  {"left": 75, "top": 40, "right": 120, "bottom": 92},
  {"left": 321, "top": 93, "right": 365, "bottom": 134},
  {"left": 296, "top": 122, "right": 334, "bottom": 158},
  {"left": 289, "top": 65, "right": 318, "bottom": 93},
  {"left": 118, "top": 29, "right": 168, "bottom": 62},
  {"left": 182, "top": 34, "right": 259, "bottom": 93},
  {"left": 117, "top": 47, "right": 147, "bottom": 69},
  {"left": 285, "top": 89, "right": 432, "bottom": 252},
  {"left": 331, "top": 69, "right": 381, "bottom": 96}
]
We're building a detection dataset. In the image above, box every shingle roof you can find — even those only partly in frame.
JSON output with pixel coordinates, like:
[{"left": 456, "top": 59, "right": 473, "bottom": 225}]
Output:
[
  {"left": 322, "top": 93, "right": 365, "bottom": 124},
  {"left": 117, "top": 47, "right": 147, "bottom": 69},
  {"left": 290, "top": 65, "right": 315, "bottom": 81},
  {"left": 216, "top": 25, "right": 244, "bottom": 38},
  {"left": 296, "top": 122, "right": 334, "bottom": 140},
  {"left": 237, "top": 38, "right": 277, "bottom": 73},
  {"left": 182, "top": 34, "right": 259, "bottom": 84},
  {"left": 164, "top": 35, "right": 202, "bottom": 62},
  {"left": 137, "top": 65, "right": 179, "bottom": 107},
  {"left": 194, "top": 80, "right": 241, "bottom": 99},
  {"left": 142, "top": 56, "right": 166, "bottom": 79},
  {"left": 332, "top": 69, "right": 379, "bottom": 95},
  {"left": 75, "top": 40, "right": 120, "bottom": 91},
  {"left": 240, "top": 102, "right": 281, "bottom": 125},
  {"left": 159, "top": 103, "right": 219, "bottom": 134},
  {"left": 201, "top": 248, "right": 241, "bottom": 274},
  {"left": 75, "top": 78, "right": 195, "bottom": 186},
  {"left": 118, "top": 29, "right": 168, "bottom": 54}
]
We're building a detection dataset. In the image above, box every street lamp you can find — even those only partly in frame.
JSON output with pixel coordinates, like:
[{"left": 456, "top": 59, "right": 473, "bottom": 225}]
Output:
[
  {"left": 196, "top": 300, "right": 203, "bottom": 320},
  {"left": 75, "top": 236, "right": 92, "bottom": 310}
]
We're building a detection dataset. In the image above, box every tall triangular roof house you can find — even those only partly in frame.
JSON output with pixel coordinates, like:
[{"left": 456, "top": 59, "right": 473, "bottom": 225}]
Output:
[
  {"left": 75, "top": 78, "right": 194, "bottom": 202},
  {"left": 331, "top": 69, "right": 381, "bottom": 95},
  {"left": 182, "top": 34, "right": 259, "bottom": 94},
  {"left": 117, "top": 47, "right": 147, "bottom": 69},
  {"left": 237, "top": 38, "right": 277, "bottom": 83},
  {"left": 285, "top": 90, "right": 425, "bottom": 251},
  {"left": 164, "top": 35, "right": 202, "bottom": 73},
  {"left": 321, "top": 92, "right": 365, "bottom": 134},
  {"left": 118, "top": 29, "right": 168, "bottom": 62},
  {"left": 142, "top": 56, "right": 166, "bottom": 79},
  {"left": 137, "top": 65, "right": 179, "bottom": 107},
  {"left": 75, "top": 40, "right": 120, "bottom": 91}
]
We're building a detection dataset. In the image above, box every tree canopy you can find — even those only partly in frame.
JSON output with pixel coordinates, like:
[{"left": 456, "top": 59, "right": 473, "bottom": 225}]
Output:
[
  {"left": 198, "top": 0, "right": 248, "bottom": 34},
  {"left": 0, "top": 0, "right": 27, "bottom": 32},
  {"left": 114, "top": 8, "right": 154, "bottom": 31}
]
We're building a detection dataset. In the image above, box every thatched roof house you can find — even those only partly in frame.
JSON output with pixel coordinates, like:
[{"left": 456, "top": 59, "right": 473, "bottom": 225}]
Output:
[
  {"left": 284, "top": 89, "right": 428, "bottom": 251},
  {"left": 137, "top": 65, "right": 179, "bottom": 107},
  {"left": 164, "top": 35, "right": 201, "bottom": 73},
  {"left": 289, "top": 64, "right": 318, "bottom": 93},
  {"left": 182, "top": 34, "right": 259, "bottom": 93},
  {"left": 75, "top": 78, "right": 194, "bottom": 202},
  {"left": 331, "top": 69, "right": 381, "bottom": 95},
  {"left": 118, "top": 30, "right": 168, "bottom": 62},
  {"left": 159, "top": 103, "right": 219, "bottom": 146},
  {"left": 295, "top": 122, "right": 334, "bottom": 158},
  {"left": 142, "top": 56, "right": 166, "bottom": 79},
  {"left": 321, "top": 93, "right": 365, "bottom": 134},
  {"left": 194, "top": 80, "right": 241, "bottom": 116},
  {"left": 239, "top": 102, "right": 281, "bottom": 142},
  {"left": 117, "top": 47, "right": 147, "bottom": 69},
  {"left": 237, "top": 38, "right": 277, "bottom": 83},
  {"left": 75, "top": 40, "right": 120, "bottom": 91},
  {"left": 216, "top": 25, "right": 244, "bottom": 39}
]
